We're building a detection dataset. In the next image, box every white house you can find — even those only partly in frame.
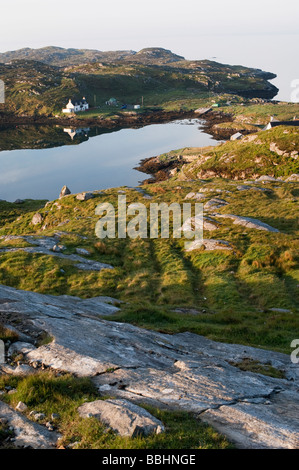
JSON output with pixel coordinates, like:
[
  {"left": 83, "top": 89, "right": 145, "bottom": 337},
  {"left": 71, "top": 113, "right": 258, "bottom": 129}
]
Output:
[
  {"left": 62, "top": 97, "right": 89, "bottom": 114},
  {"left": 230, "top": 132, "right": 243, "bottom": 141}
]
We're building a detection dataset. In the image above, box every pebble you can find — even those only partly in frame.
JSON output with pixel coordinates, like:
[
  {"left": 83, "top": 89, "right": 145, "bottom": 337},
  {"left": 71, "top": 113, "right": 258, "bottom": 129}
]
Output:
[{"left": 16, "top": 401, "right": 28, "bottom": 412}]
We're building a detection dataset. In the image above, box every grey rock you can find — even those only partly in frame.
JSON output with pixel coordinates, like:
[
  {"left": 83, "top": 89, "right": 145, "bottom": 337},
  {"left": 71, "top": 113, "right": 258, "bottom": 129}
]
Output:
[
  {"left": 255, "top": 175, "right": 279, "bottom": 182},
  {"left": 8, "top": 342, "right": 36, "bottom": 357},
  {"left": 181, "top": 216, "right": 219, "bottom": 234},
  {"left": 45, "top": 422, "right": 55, "bottom": 431},
  {"left": 269, "top": 308, "right": 291, "bottom": 314},
  {"left": 76, "top": 192, "right": 94, "bottom": 201},
  {"left": 75, "top": 248, "right": 91, "bottom": 256},
  {"left": 14, "top": 199, "right": 25, "bottom": 204},
  {"left": 285, "top": 174, "right": 299, "bottom": 182},
  {"left": 0, "top": 401, "right": 59, "bottom": 448},
  {"left": 201, "top": 390, "right": 299, "bottom": 449},
  {"left": 204, "top": 198, "right": 229, "bottom": 211},
  {"left": 0, "top": 235, "right": 113, "bottom": 272},
  {"left": 32, "top": 412, "right": 46, "bottom": 421},
  {"left": 59, "top": 186, "right": 71, "bottom": 198},
  {"left": 15, "top": 402, "right": 28, "bottom": 412},
  {"left": 1, "top": 364, "right": 35, "bottom": 376},
  {"left": 31, "top": 213, "right": 43, "bottom": 225},
  {"left": 185, "top": 239, "right": 232, "bottom": 252},
  {"left": 236, "top": 185, "right": 252, "bottom": 191},
  {"left": 3, "top": 324, "right": 33, "bottom": 343},
  {"left": 215, "top": 214, "right": 279, "bottom": 232},
  {"left": 52, "top": 244, "right": 66, "bottom": 253},
  {"left": 184, "top": 192, "right": 206, "bottom": 201},
  {"left": 78, "top": 399, "right": 164, "bottom": 437},
  {"left": 0, "top": 283, "right": 298, "bottom": 449}
]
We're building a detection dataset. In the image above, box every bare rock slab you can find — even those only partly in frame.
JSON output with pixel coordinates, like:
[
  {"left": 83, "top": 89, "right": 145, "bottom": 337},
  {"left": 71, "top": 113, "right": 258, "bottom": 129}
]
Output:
[
  {"left": 216, "top": 214, "right": 279, "bottom": 232},
  {"left": 200, "top": 390, "right": 299, "bottom": 449},
  {"left": 78, "top": 399, "right": 164, "bottom": 437},
  {"left": 0, "top": 401, "right": 59, "bottom": 448}
]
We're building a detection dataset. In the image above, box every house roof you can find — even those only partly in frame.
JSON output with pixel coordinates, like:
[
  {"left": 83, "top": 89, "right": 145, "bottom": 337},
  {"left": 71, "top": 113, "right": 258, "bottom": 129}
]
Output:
[{"left": 67, "top": 97, "right": 88, "bottom": 106}]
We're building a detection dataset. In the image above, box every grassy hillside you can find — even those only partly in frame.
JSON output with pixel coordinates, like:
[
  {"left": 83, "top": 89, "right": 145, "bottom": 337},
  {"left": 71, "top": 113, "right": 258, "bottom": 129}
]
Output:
[
  {"left": 0, "top": 47, "right": 278, "bottom": 117},
  {"left": 156, "top": 126, "right": 299, "bottom": 180},
  {"left": 0, "top": 171, "right": 298, "bottom": 354}
]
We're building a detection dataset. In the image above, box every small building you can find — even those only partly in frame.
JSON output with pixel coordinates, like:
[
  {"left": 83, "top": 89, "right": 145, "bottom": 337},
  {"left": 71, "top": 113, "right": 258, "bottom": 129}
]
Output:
[
  {"left": 106, "top": 98, "right": 118, "bottom": 106},
  {"left": 62, "top": 97, "right": 89, "bottom": 114},
  {"left": 230, "top": 132, "right": 243, "bottom": 141}
]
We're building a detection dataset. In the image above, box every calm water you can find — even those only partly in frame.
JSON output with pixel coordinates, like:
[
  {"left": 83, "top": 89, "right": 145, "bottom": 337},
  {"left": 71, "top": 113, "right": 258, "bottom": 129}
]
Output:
[{"left": 0, "top": 119, "right": 217, "bottom": 202}]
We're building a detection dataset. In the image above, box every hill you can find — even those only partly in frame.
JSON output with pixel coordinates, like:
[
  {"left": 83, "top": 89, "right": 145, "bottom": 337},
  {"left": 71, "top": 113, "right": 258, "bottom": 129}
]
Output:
[
  {"left": 0, "top": 47, "right": 278, "bottom": 118},
  {"left": 137, "top": 126, "right": 299, "bottom": 182},
  {"left": 0, "top": 46, "right": 184, "bottom": 67}
]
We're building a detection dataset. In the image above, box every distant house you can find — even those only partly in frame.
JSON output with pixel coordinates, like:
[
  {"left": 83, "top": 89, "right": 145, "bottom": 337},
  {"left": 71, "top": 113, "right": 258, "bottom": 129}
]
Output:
[
  {"left": 106, "top": 98, "right": 118, "bottom": 106},
  {"left": 62, "top": 97, "right": 89, "bottom": 114},
  {"left": 230, "top": 132, "right": 243, "bottom": 141},
  {"left": 264, "top": 116, "right": 299, "bottom": 130}
]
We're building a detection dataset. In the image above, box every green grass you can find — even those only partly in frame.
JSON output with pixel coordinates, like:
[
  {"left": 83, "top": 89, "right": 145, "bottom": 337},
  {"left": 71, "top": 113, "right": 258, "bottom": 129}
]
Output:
[
  {"left": 0, "top": 178, "right": 297, "bottom": 353},
  {"left": 229, "top": 358, "right": 285, "bottom": 379},
  {"left": 0, "top": 372, "right": 232, "bottom": 449},
  {"left": 175, "top": 126, "right": 299, "bottom": 179},
  {"left": 0, "top": 56, "right": 278, "bottom": 117}
]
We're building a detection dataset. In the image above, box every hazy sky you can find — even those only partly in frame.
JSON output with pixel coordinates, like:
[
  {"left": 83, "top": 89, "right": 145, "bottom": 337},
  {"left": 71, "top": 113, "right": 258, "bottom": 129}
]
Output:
[
  {"left": 1, "top": 0, "right": 298, "bottom": 54},
  {"left": 1, "top": 0, "right": 299, "bottom": 100}
]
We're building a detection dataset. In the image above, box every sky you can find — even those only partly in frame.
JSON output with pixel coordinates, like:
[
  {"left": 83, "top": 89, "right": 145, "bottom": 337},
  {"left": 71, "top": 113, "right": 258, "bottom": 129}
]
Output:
[{"left": 1, "top": 0, "right": 299, "bottom": 100}]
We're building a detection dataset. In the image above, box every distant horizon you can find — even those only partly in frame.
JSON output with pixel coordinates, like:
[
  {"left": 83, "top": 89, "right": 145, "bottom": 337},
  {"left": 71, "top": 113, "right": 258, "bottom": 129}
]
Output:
[
  {"left": 1, "top": 37, "right": 298, "bottom": 103},
  {"left": 1, "top": 0, "right": 298, "bottom": 102}
]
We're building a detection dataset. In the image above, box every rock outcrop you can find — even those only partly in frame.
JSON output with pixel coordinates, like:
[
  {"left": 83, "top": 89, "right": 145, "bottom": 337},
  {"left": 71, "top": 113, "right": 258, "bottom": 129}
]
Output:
[
  {"left": 0, "top": 401, "right": 60, "bottom": 448},
  {"left": 0, "top": 235, "right": 113, "bottom": 272},
  {"left": 78, "top": 399, "right": 164, "bottom": 437},
  {"left": 0, "top": 283, "right": 298, "bottom": 449}
]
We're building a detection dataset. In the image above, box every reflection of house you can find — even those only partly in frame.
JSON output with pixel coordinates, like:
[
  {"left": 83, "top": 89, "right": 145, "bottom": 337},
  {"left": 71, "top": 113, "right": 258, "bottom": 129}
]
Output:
[
  {"left": 62, "top": 97, "right": 89, "bottom": 113},
  {"left": 63, "top": 127, "right": 90, "bottom": 140}
]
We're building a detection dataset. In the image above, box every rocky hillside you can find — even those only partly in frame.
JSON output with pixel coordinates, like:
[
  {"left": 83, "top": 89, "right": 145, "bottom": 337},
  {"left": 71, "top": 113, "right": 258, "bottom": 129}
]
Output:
[
  {"left": 0, "top": 120, "right": 298, "bottom": 448},
  {"left": 0, "top": 47, "right": 184, "bottom": 67},
  {"left": 138, "top": 126, "right": 299, "bottom": 181},
  {"left": 0, "top": 47, "right": 278, "bottom": 117},
  {"left": 0, "top": 172, "right": 298, "bottom": 449}
]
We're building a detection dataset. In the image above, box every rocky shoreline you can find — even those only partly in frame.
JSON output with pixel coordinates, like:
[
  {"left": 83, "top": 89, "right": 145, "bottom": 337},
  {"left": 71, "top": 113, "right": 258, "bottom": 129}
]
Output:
[{"left": 0, "top": 108, "right": 197, "bottom": 130}]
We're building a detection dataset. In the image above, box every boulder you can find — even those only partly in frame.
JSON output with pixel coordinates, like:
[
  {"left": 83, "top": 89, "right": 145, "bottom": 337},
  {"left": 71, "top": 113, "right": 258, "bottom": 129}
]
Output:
[
  {"left": 184, "top": 192, "right": 206, "bottom": 201},
  {"left": 15, "top": 402, "right": 28, "bottom": 412},
  {"left": 59, "top": 186, "right": 71, "bottom": 198},
  {"left": 185, "top": 239, "right": 232, "bottom": 252},
  {"left": 286, "top": 174, "right": 299, "bottom": 182},
  {"left": 31, "top": 213, "right": 43, "bottom": 225},
  {"left": 204, "top": 198, "right": 228, "bottom": 211},
  {"left": 78, "top": 399, "right": 164, "bottom": 437},
  {"left": 75, "top": 248, "right": 91, "bottom": 256},
  {"left": 0, "top": 401, "right": 59, "bottom": 448},
  {"left": 215, "top": 214, "right": 279, "bottom": 232},
  {"left": 76, "top": 192, "right": 94, "bottom": 201}
]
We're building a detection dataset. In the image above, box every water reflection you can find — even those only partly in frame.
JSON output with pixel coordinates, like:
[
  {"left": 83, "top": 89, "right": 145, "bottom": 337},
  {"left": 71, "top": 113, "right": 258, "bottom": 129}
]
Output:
[{"left": 0, "top": 120, "right": 217, "bottom": 202}]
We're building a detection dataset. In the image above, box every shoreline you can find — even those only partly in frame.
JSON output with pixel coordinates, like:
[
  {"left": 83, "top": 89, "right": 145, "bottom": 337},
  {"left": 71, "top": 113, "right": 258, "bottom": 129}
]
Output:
[{"left": 0, "top": 107, "right": 235, "bottom": 138}]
